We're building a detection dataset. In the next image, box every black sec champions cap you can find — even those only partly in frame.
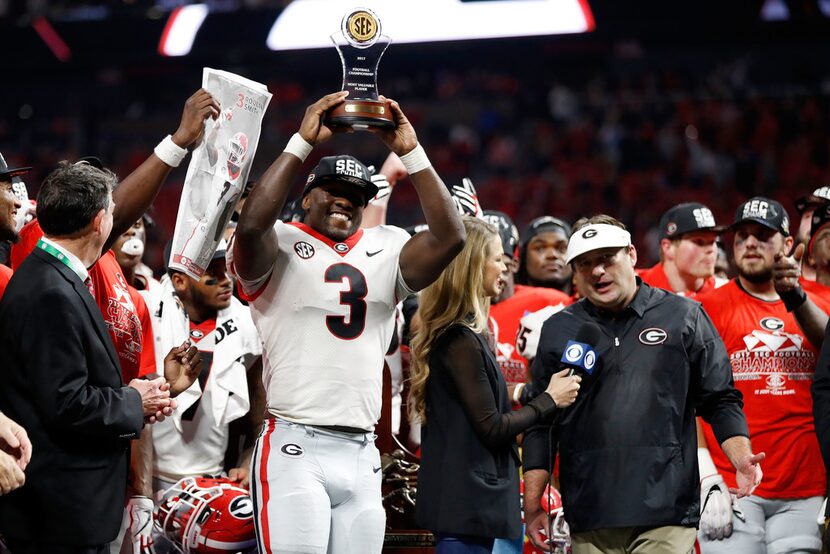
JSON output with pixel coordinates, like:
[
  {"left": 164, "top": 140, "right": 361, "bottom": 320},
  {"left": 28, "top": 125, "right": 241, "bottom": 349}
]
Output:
[
  {"left": 809, "top": 202, "right": 830, "bottom": 253},
  {"left": 659, "top": 202, "right": 725, "bottom": 240},
  {"left": 733, "top": 197, "right": 790, "bottom": 236},
  {"left": 302, "top": 155, "right": 378, "bottom": 206},
  {"left": 0, "top": 153, "right": 31, "bottom": 181},
  {"left": 795, "top": 186, "right": 830, "bottom": 215}
]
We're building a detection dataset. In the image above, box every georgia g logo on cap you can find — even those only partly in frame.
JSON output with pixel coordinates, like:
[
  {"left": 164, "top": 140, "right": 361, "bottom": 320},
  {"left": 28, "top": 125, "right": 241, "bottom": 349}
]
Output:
[{"left": 582, "top": 228, "right": 598, "bottom": 239}]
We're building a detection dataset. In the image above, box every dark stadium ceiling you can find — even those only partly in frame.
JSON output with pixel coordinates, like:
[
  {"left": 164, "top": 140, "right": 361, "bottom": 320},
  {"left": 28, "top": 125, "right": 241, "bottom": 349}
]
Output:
[{"left": 1, "top": 0, "right": 829, "bottom": 70}]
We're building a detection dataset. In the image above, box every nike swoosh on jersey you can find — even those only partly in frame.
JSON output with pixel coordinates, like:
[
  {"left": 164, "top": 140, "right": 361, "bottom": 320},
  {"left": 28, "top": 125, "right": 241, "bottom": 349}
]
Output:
[{"left": 366, "top": 249, "right": 384, "bottom": 257}]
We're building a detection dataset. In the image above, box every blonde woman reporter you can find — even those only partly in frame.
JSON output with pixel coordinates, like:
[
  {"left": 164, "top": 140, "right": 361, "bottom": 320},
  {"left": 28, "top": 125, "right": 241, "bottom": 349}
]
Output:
[{"left": 410, "top": 217, "right": 581, "bottom": 553}]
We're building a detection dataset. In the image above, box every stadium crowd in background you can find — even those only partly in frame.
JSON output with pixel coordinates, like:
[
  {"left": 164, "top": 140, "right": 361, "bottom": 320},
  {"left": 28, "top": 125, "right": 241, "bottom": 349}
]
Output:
[{"left": 3, "top": 48, "right": 830, "bottom": 554}]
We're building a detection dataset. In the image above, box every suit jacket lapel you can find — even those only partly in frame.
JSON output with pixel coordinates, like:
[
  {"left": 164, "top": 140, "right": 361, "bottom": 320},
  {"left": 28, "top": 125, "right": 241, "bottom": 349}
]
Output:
[{"left": 34, "top": 248, "right": 122, "bottom": 377}]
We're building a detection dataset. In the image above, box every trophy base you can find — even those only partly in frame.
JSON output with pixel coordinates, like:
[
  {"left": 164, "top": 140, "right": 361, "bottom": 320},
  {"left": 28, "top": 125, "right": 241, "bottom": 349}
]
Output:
[{"left": 326, "top": 99, "right": 395, "bottom": 129}]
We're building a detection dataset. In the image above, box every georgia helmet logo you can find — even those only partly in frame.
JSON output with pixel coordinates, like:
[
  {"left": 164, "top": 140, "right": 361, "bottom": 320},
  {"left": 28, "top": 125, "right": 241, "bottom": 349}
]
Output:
[
  {"left": 639, "top": 328, "right": 667, "bottom": 345},
  {"left": 582, "top": 229, "right": 598, "bottom": 239},
  {"left": 760, "top": 317, "right": 785, "bottom": 332},
  {"left": 564, "top": 343, "right": 584, "bottom": 362},
  {"left": 228, "top": 496, "right": 254, "bottom": 519}
]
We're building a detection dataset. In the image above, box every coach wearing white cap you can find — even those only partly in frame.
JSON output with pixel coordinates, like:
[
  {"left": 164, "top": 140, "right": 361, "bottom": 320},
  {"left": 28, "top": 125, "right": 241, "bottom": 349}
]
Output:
[{"left": 522, "top": 214, "right": 762, "bottom": 554}]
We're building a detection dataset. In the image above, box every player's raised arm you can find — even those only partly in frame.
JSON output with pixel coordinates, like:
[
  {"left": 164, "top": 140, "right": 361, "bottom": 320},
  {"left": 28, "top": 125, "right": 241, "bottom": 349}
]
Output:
[
  {"left": 106, "top": 88, "right": 221, "bottom": 252},
  {"left": 234, "top": 91, "right": 349, "bottom": 281},
  {"left": 369, "top": 97, "right": 466, "bottom": 291}
]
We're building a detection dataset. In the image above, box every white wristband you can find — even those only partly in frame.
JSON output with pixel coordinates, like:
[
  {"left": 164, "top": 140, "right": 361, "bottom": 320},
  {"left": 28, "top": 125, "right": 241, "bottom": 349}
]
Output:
[
  {"left": 153, "top": 135, "right": 188, "bottom": 168},
  {"left": 512, "top": 383, "right": 525, "bottom": 405},
  {"left": 399, "top": 144, "right": 431, "bottom": 174},
  {"left": 284, "top": 133, "right": 314, "bottom": 163},
  {"left": 697, "top": 447, "right": 719, "bottom": 481}
]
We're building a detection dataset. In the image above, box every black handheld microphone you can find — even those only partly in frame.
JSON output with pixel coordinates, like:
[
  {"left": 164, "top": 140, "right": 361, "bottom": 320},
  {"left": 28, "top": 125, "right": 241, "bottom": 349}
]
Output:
[
  {"left": 544, "top": 322, "right": 602, "bottom": 553},
  {"left": 558, "top": 321, "right": 603, "bottom": 377}
]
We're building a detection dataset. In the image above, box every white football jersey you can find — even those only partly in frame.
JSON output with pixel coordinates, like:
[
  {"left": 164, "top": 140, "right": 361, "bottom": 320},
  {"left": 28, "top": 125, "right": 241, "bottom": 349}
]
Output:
[
  {"left": 237, "top": 221, "right": 413, "bottom": 431},
  {"left": 151, "top": 297, "right": 260, "bottom": 482}
]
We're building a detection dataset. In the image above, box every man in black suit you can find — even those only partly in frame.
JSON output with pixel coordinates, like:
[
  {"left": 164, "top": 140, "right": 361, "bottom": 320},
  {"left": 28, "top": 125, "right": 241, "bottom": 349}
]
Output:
[{"left": 0, "top": 162, "right": 176, "bottom": 554}]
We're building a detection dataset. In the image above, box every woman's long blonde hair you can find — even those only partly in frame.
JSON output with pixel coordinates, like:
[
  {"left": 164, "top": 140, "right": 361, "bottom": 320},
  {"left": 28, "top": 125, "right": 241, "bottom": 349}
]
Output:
[{"left": 408, "top": 217, "right": 499, "bottom": 423}]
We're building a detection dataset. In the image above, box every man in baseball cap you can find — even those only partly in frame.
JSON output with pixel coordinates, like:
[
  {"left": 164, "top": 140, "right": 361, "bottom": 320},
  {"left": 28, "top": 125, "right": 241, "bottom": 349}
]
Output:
[
  {"left": 231, "top": 91, "right": 465, "bottom": 552},
  {"left": 0, "top": 153, "right": 30, "bottom": 299},
  {"left": 0, "top": 154, "right": 28, "bottom": 242},
  {"left": 639, "top": 202, "right": 725, "bottom": 297},
  {"left": 694, "top": 197, "right": 830, "bottom": 552},
  {"left": 794, "top": 186, "right": 830, "bottom": 281},
  {"left": 517, "top": 215, "right": 574, "bottom": 295},
  {"left": 524, "top": 213, "right": 754, "bottom": 554},
  {"left": 801, "top": 202, "right": 830, "bottom": 308}
]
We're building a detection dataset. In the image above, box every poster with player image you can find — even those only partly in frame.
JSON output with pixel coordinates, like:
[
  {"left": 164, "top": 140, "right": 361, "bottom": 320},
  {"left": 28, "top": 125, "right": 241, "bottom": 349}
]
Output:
[
  {"left": 325, "top": 7, "right": 395, "bottom": 129},
  {"left": 169, "top": 68, "right": 272, "bottom": 279}
]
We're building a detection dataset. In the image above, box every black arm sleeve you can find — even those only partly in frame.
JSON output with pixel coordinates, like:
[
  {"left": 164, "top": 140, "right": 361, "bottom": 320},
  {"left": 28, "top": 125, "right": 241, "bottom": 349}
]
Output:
[
  {"left": 440, "top": 328, "right": 556, "bottom": 450},
  {"left": 811, "top": 318, "right": 830, "bottom": 489},
  {"left": 690, "top": 305, "right": 749, "bottom": 444}
]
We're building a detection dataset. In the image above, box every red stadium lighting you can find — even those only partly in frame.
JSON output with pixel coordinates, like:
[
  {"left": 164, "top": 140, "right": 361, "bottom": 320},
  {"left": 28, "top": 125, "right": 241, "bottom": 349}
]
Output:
[{"left": 32, "top": 16, "right": 71, "bottom": 62}]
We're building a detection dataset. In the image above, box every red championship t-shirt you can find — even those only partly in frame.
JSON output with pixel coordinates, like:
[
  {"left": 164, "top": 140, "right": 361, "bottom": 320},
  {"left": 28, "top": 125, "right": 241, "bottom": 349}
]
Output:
[
  {"left": 0, "top": 263, "right": 12, "bottom": 301},
  {"left": 698, "top": 279, "right": 826, "bottom": 499},
  {"left": 489, "top": 284, "right": 571, "bottom": 386},
  {"left": 11, "top": 220, "right": 155, "bottom": 383},
  {"left": 637, "top": 263, "right": 718, "bottom": 298}
]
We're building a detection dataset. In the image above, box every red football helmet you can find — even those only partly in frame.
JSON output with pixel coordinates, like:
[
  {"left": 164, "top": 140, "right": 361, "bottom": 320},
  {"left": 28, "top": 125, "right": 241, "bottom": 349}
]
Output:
[
  {"left": 226, "top": 132, "right": 249, "bottom": 182},
  {"left": 520, "top": 480, "right": 571, "bottom": 554},
  {"left": 154, "top": 476, "right": 257, "bottom": 554}
]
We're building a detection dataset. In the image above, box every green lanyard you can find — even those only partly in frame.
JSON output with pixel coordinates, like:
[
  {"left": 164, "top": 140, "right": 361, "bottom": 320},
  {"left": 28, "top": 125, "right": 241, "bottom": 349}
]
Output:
[{"left": 37, "top": 238, "right": 86, "bottom": 279}]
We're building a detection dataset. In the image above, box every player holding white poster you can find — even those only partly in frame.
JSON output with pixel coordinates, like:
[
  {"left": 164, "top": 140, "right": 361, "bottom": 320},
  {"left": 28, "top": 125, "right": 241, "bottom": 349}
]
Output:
[{"left": 169, "top": 68, "right": 272, "bottom": 278}]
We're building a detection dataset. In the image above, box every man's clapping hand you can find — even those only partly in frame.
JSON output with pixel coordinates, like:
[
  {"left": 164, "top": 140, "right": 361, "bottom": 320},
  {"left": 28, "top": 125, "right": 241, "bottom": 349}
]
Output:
[
  {"left": 129, "top": 376, "right": 177, "bottom": 424},
  {"left": 0, "top": 412, "right": 32, "bottom": 471},
  {"left": 0, "top": 450, "right": 24, "bottom": 495}
]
